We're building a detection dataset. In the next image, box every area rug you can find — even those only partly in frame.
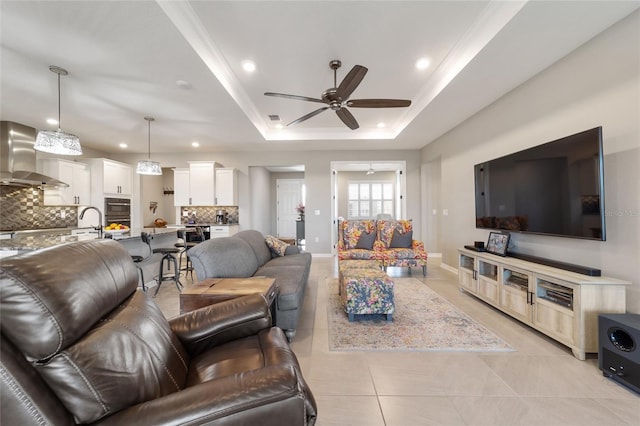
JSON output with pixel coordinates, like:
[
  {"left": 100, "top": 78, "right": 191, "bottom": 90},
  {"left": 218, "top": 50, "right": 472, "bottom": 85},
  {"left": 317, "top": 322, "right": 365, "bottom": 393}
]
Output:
[{"left": 327, "top": 277, "right": 514, "bottom": 352}]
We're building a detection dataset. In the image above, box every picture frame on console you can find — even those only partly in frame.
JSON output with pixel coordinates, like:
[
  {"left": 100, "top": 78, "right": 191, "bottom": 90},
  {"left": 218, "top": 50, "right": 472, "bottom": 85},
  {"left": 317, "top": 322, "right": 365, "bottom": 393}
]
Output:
[{"left": 486, "top": 232, "right": 510, "bottom": 256}]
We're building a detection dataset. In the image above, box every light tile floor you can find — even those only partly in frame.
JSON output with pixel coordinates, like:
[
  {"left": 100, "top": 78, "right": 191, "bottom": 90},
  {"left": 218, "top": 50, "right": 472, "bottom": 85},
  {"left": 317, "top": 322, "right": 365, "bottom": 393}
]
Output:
[{"left": 153, "top": 257, "right": 639, "bottom": 426}]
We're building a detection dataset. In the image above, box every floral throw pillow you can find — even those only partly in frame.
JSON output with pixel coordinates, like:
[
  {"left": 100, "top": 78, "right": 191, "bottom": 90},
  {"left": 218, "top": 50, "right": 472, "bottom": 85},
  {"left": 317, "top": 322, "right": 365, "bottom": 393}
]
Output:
[{"left": 265, "top": 235, "right": 289, "bottom": 257}]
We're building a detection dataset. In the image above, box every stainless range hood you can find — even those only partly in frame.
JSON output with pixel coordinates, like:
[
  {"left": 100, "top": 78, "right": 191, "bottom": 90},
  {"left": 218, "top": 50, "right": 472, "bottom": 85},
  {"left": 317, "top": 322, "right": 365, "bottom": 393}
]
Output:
[{"left": 0, "top": 121, "right": 69, "bottom": 188}]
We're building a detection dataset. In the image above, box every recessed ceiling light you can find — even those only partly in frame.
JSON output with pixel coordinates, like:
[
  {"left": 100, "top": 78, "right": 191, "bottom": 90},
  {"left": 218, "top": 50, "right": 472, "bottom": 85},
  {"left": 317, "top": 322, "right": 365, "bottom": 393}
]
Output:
[
  {"left": 377, "top": 122, "right": 386, "bottom": 128},
  {"left": 242, "top": 60, "right": 256, "bottom": 73},
  {"left": 415, "top": 57, "right": 431, "bottom": 70},
  {"left": 176, "top": 79, "right": 192, "bottom": 89},
  {"left": 46, "top": 118, "right": 58, "bottom": 125},
  {"left": 191, "top": 141, "right": 200, "bottom": 148},
  {"left": 275, "top": 123, "right": 284, "bottom": 129},
  {"left": 119, "top": 143, "right": 128, "bottom": 149}
]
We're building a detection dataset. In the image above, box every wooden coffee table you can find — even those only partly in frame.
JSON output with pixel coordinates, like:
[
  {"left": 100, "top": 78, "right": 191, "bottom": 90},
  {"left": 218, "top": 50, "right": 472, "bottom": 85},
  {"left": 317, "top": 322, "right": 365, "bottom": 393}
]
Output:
[{"left": 179, "top": 277, "right": 277, "bottom": 315}]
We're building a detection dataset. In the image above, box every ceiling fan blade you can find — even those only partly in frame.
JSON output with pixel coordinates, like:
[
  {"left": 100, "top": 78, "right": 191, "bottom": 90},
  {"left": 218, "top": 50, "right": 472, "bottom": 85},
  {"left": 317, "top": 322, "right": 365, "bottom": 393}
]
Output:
[
  {"left": 264, "top": 92, "right": 325, "bottom": 104},
  {"left": 336, "top": 108, "right": 359, "bottom": 130},
  {"left": 286, "top": 106, "right": 330, "bottom": 127},
  {"left": 336, "top": 65, "right": 368, "bottom": 101},
  {"left": 346, "top": 99, "right": 411, "bottom": 108}
]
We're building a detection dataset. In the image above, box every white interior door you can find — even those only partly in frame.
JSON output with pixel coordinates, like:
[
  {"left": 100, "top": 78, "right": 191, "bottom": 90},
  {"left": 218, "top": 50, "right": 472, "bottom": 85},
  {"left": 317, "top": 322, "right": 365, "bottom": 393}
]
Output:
[{"left": 277, "top": 179, "right": 304, "bottom": 238}]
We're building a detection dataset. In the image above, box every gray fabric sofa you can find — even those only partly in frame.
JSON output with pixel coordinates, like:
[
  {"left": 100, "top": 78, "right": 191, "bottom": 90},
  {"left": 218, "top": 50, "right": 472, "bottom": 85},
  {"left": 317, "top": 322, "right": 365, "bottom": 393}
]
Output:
[{"left": 188, "top": 230, "right": 312, "bottom": 340}]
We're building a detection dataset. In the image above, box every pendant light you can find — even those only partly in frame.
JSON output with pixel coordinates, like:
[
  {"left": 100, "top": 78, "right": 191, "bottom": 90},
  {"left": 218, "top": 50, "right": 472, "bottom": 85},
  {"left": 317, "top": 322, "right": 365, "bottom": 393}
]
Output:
[
  {"left": 136, "top": 116, "right": 162, "bottom": 175},
  {"left": 35, "top": 66, "right": 82, "bottom": 155},
  {"left": 366, "top": 164, "right": 375, "bottom": 175}
]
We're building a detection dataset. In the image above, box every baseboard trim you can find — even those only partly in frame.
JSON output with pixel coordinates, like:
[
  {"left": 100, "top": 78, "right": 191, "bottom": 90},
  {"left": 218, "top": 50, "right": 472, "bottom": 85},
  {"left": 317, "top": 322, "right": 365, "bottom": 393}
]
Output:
[
  {"left": 440, "top": 262, "right": 458, "bottom": 275},
  {"left": 311, "top": 253, "right": 333, "bottom": 258}
]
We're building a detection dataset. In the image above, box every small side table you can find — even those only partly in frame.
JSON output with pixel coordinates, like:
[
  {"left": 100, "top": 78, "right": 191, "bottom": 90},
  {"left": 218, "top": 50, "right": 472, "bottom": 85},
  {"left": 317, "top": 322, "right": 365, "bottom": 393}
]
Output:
[{"left": 296, "top": 220, "right": 305, "bottom": 245}]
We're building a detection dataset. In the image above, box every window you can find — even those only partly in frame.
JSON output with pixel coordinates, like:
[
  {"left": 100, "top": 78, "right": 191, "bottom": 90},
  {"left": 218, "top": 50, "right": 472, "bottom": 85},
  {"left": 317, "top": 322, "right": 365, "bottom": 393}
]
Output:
[{"left": 348, "top": 182, "right": 394, "bottom": 219}]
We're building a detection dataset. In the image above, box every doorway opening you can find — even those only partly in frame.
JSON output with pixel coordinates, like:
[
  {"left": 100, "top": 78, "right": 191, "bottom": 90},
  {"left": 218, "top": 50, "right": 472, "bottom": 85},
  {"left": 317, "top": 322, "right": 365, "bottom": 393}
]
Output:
[
  {"left": 330, "top": 161, "right": 406, "bottom": 255},
  {"left": 277, "top": 178, "right": 305, "bottom": 247}
]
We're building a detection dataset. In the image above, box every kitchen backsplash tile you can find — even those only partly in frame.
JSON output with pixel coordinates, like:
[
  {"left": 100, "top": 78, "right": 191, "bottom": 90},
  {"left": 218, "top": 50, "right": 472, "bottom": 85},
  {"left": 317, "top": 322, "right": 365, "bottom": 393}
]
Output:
[
  {"left": 0, "top": 186, "right": 77, "bottom": 231},
  {"left": 179, "top": 206, "right": 238, "bottom": 224}
]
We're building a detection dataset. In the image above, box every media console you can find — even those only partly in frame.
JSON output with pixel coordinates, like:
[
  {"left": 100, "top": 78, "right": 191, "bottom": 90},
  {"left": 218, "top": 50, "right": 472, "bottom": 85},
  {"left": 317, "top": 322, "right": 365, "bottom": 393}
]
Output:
[{"left": 458, "top": 248, "right": 629, "bottom": 360}]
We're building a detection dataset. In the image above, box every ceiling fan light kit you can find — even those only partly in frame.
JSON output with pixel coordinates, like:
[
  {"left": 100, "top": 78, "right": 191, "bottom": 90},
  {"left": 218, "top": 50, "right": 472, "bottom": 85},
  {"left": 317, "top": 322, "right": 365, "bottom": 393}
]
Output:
[
  {"left": 35, "top": 65, "right": 83, "bottom": 156},
  {"left": 136, "top": 116, "right": 162, "bottom": 176},
  {"left": 265, "top": 59, "right": 411, "bottom": 130}
]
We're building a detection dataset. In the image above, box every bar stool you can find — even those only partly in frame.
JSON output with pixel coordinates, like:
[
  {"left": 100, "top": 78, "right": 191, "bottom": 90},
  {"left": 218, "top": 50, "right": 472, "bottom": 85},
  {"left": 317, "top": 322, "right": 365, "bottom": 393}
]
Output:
[
  {"left": 131, "top": 240, "right": 152, "bottom": 292},
  {"left": 141, "top": 232, "right": 183, "bottom": 297},
  {"left": 175, "top": 227, "right": 205, "bottom": 280}
]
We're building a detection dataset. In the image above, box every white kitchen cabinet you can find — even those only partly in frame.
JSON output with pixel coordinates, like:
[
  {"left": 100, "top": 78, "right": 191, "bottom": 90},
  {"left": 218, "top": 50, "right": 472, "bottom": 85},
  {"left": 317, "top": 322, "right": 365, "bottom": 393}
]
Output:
[
  {"left": 189, "top": 162, "right": 215, "bottom": 205},
  {"left": 215, "top": 168, "right": 238, "bottom": 205},
  {"left": 208, "top": 225, "right": 238, "bottom": 238},
  {"left": 103, "top": 160, "right": 132, "bottom": 196},
  {"left": 173, "top": 162, "right": 223, "bottom": 206},
  {"left": 40, "top": 159, "right": 90, "bottom": 205},
  {"left": 86, "top": 158, "right": 132, "bottom": 197},
  {"left": 458, "top": 248, "right": 629, "bottom": 360},
  {"left": 172, "top": 168, "right": 190, "bottom": 207}
]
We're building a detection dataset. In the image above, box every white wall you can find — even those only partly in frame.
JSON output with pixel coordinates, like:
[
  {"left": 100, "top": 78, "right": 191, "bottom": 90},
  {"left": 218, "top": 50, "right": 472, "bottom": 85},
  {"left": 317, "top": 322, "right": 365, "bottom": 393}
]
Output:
[
  {"left": 113, "top": 149, "right": 423, "bottom": 255},
  {"left": 248, "top": 166, "right": 271, "bottom": 234},
  {"left": 139, "top": 169, "right": 175, "bottom": 227},
  {"left": 421, "top": 11, "right": 640, "bottom": 312}
]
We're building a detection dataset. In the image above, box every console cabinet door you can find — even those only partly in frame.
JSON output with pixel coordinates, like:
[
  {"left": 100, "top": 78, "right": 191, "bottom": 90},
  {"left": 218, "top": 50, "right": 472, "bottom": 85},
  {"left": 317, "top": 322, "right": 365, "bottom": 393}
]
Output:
[
  {"left": 458, "top": 253, "right": 477, "bottom": 293},
  {"left": 477, "top": 259, "right": 499, "bottom": 304},
  {"left": 499, "top": 266, "right": 532, "bottom": 324},
  {"left": 532, "top": 275, "right": 576, "bottom": 346}
]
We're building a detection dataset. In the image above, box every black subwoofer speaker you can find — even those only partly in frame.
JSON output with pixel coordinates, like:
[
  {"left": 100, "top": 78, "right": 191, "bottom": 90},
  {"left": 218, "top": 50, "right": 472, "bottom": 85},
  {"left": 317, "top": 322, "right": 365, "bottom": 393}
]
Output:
[{"left": 598, "top": 313, "right": 640, "bottom": 394}]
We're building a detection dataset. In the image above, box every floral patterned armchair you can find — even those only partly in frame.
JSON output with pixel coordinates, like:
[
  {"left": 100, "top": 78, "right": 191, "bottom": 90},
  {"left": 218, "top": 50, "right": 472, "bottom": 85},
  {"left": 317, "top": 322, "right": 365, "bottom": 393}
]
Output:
[
  {"left": 337, "top": 220, "right": 385, "bottom": 267},
  {"left": 337, "top": 219, "right": 427, "bottom": 276},
  {"left": 376, "top": 219, "right": 428, "bottom": 276}
]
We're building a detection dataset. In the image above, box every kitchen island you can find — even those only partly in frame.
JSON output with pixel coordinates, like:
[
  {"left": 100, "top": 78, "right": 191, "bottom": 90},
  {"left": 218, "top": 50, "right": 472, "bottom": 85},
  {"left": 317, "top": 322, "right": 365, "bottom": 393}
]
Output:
[
  {"left": 0, "top": 227, "right": 180, "bottom": 253},
  {"left": 1, "top": 227, "right": 187, "bottom": 292}
]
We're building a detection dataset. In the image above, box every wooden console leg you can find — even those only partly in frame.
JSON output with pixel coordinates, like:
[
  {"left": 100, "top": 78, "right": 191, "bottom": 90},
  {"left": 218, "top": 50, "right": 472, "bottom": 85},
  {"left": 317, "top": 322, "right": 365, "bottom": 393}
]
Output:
[{"left": 572, "top": 348, "right": 586, "bottom": 361}]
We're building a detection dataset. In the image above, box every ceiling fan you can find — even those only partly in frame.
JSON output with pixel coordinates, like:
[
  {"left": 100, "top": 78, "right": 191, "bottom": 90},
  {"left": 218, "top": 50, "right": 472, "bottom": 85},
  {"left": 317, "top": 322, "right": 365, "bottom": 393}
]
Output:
[{"left": 264, "top": 60, "right": 411, "bottom": 130}]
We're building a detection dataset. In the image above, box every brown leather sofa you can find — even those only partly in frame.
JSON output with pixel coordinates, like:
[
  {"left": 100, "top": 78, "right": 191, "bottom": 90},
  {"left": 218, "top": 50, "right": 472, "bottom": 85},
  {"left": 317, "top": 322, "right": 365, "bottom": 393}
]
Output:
[{"left": 0, "top": 239, "right": 317, "bottom": 425}]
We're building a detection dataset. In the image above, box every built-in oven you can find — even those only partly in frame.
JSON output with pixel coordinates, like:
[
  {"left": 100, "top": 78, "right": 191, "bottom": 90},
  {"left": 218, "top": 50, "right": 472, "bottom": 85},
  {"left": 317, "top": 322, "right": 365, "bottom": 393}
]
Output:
[{"left": 104, "top": 197, "right": 131, "bottom": 227}]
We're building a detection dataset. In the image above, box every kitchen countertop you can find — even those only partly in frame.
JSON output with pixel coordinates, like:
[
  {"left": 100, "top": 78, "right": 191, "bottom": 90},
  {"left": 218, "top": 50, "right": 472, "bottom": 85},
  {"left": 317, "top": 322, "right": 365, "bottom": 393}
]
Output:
[
  {"left": 0, "top": 227, "right": 182, "bottom": 252},
  {"left": 173, "top": 223, "right": 238, "bottom": 227}
]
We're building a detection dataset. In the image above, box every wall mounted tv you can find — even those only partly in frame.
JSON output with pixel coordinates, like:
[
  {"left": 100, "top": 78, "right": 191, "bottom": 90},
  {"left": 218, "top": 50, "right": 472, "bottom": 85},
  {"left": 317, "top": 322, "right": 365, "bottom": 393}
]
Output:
[{"left": 474, "top": 126, "right": 605, "bottom": 241}]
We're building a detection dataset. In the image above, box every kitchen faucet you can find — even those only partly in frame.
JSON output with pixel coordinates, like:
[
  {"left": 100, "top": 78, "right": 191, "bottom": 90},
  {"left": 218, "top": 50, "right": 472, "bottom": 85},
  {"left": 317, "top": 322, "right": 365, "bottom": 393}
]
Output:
[{"left": 79, "top": 206, "right": 103, "bottom": 238}]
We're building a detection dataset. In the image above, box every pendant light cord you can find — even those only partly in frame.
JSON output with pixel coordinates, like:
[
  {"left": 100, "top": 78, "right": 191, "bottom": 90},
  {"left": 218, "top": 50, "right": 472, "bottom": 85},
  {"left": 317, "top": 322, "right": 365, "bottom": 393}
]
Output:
[
  {"left": 57, "top": 71, "right": 61, "bottom": 130},
  {"left": 145, "top": 116, "right": 155, "bottom": 160}
]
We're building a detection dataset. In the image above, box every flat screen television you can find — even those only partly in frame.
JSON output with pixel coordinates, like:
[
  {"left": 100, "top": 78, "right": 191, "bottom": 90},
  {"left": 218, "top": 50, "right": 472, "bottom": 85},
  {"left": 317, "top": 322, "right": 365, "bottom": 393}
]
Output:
[{"left": 474, "top": 126, "right": 605, "bottom": 241}]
